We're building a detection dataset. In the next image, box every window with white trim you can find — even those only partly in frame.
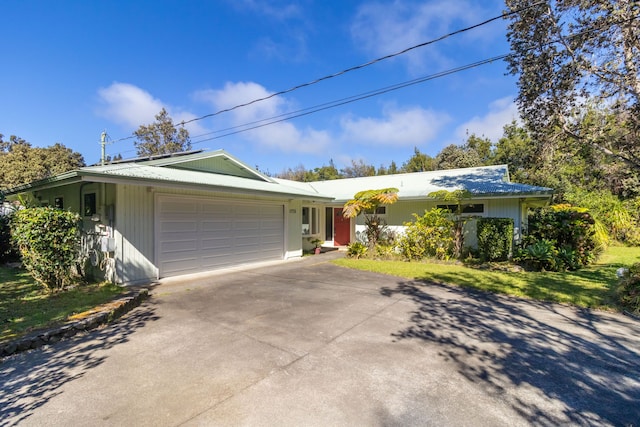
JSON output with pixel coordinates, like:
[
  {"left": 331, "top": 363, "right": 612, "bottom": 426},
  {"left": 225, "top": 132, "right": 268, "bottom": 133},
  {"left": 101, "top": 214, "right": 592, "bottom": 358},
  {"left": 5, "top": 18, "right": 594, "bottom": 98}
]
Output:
[{"left": 302, "top": 206, "right": 320, "bottom": 235}]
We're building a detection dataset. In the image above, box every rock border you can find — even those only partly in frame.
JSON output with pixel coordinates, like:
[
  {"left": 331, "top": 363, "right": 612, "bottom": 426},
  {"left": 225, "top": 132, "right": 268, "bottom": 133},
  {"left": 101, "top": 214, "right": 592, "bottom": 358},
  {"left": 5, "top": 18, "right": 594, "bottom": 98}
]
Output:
[{"left": 1, "top": 289, "right": 149, "bottom": 358}]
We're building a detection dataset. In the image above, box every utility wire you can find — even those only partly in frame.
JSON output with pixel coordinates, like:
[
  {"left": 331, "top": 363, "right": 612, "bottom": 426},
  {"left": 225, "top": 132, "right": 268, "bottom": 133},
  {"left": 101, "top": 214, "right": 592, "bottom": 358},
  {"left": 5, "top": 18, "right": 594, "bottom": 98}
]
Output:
[
  {"left": 106, "top": 2, "right": 545, "bottom": 145},
  {"left": 189, "top": 55, "right": 508, "bottom": 145},
  {"left": 102, "top": 1, "right": 632, "bottom": 163}
]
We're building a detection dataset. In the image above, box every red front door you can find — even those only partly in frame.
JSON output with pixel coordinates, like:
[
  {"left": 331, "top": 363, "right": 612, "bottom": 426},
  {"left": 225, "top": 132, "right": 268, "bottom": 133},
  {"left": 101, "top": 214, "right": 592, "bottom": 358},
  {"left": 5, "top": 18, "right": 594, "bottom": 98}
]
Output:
[{"left": 334, "top": 208, "right": 350, "bottom": 246}]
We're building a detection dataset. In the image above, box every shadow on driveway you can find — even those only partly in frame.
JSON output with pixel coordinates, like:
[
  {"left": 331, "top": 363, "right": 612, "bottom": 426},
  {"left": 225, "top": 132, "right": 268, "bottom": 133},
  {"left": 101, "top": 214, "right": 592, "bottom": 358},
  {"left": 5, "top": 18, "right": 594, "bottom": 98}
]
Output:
[
  {"left": 0, "top": 303, "right": 159, "bottom": 426},
  {"left": 381, "top": 280, "right": 640, "bottom": 426}
]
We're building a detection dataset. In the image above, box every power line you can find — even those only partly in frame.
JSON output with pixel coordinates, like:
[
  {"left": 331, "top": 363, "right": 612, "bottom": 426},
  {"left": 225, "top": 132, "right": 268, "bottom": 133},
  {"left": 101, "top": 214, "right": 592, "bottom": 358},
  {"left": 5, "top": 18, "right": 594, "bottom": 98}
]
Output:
[
  {"left": 189, "top": 55, "right": 508, "bottom": 145},
  {"left": 106, "top": 2, "right": 545, "bottom": 146},
  {"left": 185, "top": 15, "right": 638, "bottom": 146},
  {"left": 102, "top": 1, "right": 636, "bottom": 166}
]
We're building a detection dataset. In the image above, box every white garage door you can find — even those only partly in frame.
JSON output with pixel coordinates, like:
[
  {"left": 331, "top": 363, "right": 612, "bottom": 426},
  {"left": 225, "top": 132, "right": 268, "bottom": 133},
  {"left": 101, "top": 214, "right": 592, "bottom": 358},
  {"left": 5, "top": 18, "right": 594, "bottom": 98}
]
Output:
[{"left": 156, "top": 195, "right": 284, "bottom": 277}]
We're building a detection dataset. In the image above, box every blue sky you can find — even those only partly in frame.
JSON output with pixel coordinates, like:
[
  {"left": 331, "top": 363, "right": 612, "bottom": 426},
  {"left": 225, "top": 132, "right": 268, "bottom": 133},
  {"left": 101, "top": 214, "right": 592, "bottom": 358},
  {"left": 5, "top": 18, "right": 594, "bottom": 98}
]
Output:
[{"left": 1, "top": 0, "right": 519, "bottom": 174}]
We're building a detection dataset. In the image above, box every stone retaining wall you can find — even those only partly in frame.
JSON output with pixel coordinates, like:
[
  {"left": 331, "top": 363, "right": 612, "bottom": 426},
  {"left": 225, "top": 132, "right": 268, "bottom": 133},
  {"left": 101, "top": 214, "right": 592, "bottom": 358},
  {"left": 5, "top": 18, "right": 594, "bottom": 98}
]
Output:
[{"left": 1, "top": 289, "right": 149, "bottom": 358}]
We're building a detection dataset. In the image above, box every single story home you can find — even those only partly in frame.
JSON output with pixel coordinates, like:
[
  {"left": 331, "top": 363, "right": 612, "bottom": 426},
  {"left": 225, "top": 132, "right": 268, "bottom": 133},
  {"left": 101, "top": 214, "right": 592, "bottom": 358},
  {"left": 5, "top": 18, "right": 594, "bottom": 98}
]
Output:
[{"left": 3, "top": 149, "right": 551, "bottom": 284}]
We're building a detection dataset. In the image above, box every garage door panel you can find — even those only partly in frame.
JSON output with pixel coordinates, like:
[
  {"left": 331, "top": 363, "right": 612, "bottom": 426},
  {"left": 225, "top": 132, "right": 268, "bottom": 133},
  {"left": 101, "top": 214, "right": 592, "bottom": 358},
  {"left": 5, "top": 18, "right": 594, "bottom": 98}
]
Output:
[
  {"left": 160, "top": 200, "right": 198, "bottom": 214},
  {"left": 161, "top": 240, "right": 199, "bottom": 252},
  {"left": 201, "top": 220, "right": 232, "bottom": 232},
  {"left": 157, "top": 196, "right": 284, "bottom": 277},
  {"left": 201, "top": 237, "right": 233, "bottom": 249},
  {"left": 160, "top": 220, "right": 197, "bottom": 232}
]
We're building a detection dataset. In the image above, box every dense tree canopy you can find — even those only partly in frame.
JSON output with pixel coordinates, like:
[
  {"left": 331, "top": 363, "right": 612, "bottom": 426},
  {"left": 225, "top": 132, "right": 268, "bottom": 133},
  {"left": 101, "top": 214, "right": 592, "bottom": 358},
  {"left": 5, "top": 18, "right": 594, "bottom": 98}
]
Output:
[
  {"left": 401, "top": 147, "right": 436, "bottom": 172},
  {"left": 504, "top": 0, "right": 640, "bottom": 170},
  {"left": 134, "top": 108, "right": 192, "bottom": 157},
  {"left": 0, "top": 134, "right": 85, "bottom": 191}
]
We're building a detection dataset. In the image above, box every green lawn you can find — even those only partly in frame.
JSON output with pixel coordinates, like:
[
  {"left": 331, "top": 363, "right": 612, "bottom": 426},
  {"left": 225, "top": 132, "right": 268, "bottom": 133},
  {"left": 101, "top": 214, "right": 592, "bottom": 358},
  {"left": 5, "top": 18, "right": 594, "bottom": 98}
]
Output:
[
  {"left": 333, "top": 245, "right": 640, "bottom": 310},
  {"left": 0, "top": 267, "right": 127, "bottom": 343}
]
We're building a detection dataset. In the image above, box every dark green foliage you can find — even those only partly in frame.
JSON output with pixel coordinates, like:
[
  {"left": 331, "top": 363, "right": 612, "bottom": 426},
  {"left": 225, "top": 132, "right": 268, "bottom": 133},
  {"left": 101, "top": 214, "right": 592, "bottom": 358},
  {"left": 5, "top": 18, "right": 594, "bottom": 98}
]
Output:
[
  {"left": 0, "top": 213, "right": 19, "bottom": 263},
  {"left": 397, "top": 208, "right": 455, "bottom": 261},
  {"left": 617, "top": 263, "right": 640, "bottom": 314},
  {"left": 477, "top": 218, "right": 514, "bottom": 262},
  {"left": 518, "top": 205, "right": 598, "bottom": 271},
  {"left": 517, "top": 239, "right": 559, "bottom": 272},
  {"left": 0, "top": 134, "right": 85, "bottom": 190},
  {"left": 401, "top": 147, "right": 436, "bottom": 172},
  {"left": 11, "top": 207, "right": 81, "bottom": 292}
]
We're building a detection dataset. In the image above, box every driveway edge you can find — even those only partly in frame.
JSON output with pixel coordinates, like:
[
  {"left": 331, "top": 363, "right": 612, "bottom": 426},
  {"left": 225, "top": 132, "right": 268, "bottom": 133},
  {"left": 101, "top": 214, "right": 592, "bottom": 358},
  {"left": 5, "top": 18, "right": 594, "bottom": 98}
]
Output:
[{"left": 0, "top": 289, "right": 149, "bottom": 358}]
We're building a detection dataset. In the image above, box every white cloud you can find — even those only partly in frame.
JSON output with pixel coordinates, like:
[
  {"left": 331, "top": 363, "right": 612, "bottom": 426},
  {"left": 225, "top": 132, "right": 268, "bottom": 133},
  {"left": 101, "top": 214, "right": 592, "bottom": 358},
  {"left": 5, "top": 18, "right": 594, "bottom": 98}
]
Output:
[
  {"left": 97, "top": 82, "right": 207, "bottom": 136},
  {"left": 340, "top": 105, "right": 450, "bottom": 146},
  {"left": 97, "top": 83, "right": 164, "bottom": 128},
  {"left": 455, "top": 97, "right": 519, "bottom": 142},
  {"left": 195, "top": 81, "right": 331, "bottom": 154},
  {"left": 350, "top": 0, "right": 503, "bottom": 72}
]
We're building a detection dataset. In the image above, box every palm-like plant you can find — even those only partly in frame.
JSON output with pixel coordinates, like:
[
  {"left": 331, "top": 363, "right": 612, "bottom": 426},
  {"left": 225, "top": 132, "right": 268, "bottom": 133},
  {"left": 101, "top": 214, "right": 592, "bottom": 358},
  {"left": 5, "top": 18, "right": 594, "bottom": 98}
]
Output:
[{"left": 343, "top": 188, "right": 399, "bottom": 250}]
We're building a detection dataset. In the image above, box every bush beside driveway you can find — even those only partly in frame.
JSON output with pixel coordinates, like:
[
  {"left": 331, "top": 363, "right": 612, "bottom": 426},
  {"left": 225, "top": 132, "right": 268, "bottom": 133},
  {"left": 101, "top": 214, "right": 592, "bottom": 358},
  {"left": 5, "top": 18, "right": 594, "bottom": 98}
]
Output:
[{"left": 1, "top": 253, "right": 639, "bottom": 426}]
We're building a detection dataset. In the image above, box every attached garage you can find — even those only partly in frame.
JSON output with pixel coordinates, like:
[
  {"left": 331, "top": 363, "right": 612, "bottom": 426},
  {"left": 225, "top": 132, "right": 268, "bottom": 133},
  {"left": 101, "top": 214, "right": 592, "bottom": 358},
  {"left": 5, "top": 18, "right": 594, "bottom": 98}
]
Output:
[{"left": 156, "top": 195, "right": 285, "bottom": 277}]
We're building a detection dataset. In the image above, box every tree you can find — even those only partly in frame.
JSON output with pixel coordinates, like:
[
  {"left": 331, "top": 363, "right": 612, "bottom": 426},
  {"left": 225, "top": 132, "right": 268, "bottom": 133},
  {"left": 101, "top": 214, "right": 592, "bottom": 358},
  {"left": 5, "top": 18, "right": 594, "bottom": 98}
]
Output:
[
  {"left": 493, "top": 121, "right": 538, "bottom": 184},
  {"left": 465, "top": 133, "right": 494, "bottom": 165},
  {"left": 401, "top": 147, "right": 436, "bottom": 172},
  {"left": 0, "top": 134, "right": 85, "bottom": 190},
  {"left": 342, "top": 187, "right": 399, "bottom": 250},
  {"left": 504, "top": 0, "right": 640, "bottom": 171},
  {"left": 435, "top": 144, "right": 482, "bottom": 170},
  {"left": 134, "top": 108, "right": 191, "bottom": 156},
  {"left": 341, "top": 159, "right": 376, "bottom": 178},
  {"left": 387, "top": 160, "right": 399, "bottom": 174},
  {"left": 276, "top": 164, "right": 309, "bottom": 181},
  {"left": 314, "top": 159, "right": 341, "bottom": 181}
]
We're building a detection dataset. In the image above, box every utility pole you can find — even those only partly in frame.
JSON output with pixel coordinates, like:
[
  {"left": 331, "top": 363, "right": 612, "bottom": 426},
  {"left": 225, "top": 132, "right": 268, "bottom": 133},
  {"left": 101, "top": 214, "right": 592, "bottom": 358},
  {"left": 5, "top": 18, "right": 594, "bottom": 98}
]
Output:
[{"left": 100, "top": 130, "right": 107, "bottom": 166}]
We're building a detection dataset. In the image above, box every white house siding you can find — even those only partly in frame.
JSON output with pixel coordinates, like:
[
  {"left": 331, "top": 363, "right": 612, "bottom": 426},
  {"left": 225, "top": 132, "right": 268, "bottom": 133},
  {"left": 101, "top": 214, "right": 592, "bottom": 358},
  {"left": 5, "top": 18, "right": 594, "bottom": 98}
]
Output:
[
  {"left": 114, "top": 184, "right": 157, "bottom": 284},
  {"left": 286, "top": 199, "right": 304, "bottom": 258},
  {"left": 351, "top": 198, "right": 523, "bottom": 248}
]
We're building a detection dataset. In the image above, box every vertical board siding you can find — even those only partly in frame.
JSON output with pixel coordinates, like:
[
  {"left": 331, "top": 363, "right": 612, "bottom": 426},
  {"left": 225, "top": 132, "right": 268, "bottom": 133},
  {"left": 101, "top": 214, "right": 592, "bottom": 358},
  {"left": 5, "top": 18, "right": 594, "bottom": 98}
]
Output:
[
  {"left": 115, "top": 185, "right": 156, "bottom": 284},
  {"left": 486, "top": 198, "right": 522, "bottom": 241}
]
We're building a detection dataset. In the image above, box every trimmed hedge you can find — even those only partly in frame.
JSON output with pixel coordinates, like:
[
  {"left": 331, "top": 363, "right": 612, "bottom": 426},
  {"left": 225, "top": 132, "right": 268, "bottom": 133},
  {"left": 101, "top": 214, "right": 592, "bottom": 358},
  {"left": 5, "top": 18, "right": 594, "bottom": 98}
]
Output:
[
  {"left": 477, "top": 217, "right": 514, "bottom": 262},
  {"left": 11, "top": 207, "right": 81, "bottom": 292}
]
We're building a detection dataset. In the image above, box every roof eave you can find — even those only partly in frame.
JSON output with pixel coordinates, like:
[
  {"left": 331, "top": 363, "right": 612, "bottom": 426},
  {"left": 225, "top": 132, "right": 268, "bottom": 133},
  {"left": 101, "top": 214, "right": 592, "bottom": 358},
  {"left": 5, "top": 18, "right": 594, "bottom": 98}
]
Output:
[
  {"left": 76, "top": 172, "right": 334, "bottom": 201},
  {"left": 2, "top": 171, "right": 82, "bottom": 195}
]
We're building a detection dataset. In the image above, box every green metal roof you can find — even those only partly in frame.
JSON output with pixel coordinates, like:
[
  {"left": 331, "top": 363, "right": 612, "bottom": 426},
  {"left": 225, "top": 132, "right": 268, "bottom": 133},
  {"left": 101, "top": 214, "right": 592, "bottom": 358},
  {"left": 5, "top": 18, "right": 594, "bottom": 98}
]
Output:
[
  {"left": 4, "top": 151, "right": 552, "bottom": 203},
  {"left": 3, "top": 151, "right": 329, "bottom": 200}
]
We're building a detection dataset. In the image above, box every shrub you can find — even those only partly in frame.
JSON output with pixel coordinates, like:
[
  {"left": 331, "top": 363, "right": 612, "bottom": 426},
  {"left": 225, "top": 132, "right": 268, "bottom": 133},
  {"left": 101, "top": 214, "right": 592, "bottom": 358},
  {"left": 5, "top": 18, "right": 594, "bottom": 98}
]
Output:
[
  {"left": 346, "top": 241, "right": 368, "bottom": 259},
  {"left": 520, "top": 204, "right": 599, "bottom": 271},
  {"left": 617, "top": 263, "right": 640, "bottom": 314},
  {"left": 374, "top": 243, "right": 397, "bottom": 260},
  {"left": 11, "top": 207, "right": 81, "bottom": 292},
  {"left": 477, "top": 218, "right": 514, "bottom": 262},
  {"left": 1, "top": 212, "right": 20, "bottom": 263},
  {"left": 516, "top": 239, "right": 558, "bottom": 271},
  {"left": 397, "top": 208, "right": 455, "bottom": 261}
]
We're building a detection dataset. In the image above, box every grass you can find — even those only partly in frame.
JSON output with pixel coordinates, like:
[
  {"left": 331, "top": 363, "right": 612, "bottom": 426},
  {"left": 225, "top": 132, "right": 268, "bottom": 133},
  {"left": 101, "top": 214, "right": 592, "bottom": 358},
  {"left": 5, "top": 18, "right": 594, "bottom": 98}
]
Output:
[
  {"left": 333, "top": 245, "right": 640, "bottom": 310},
  {"left": 0, "top": 267, "right": 127, "bottom": 343}
]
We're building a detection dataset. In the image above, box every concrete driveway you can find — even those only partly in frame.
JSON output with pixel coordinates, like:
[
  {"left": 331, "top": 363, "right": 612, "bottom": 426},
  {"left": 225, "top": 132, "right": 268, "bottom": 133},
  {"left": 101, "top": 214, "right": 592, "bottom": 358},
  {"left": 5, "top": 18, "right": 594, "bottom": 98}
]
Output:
[{"left": 2, "top": 252, "right": 640, "bottom": 426}]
